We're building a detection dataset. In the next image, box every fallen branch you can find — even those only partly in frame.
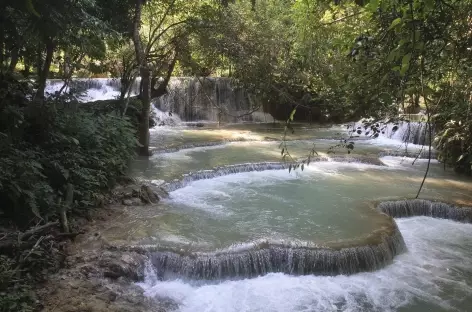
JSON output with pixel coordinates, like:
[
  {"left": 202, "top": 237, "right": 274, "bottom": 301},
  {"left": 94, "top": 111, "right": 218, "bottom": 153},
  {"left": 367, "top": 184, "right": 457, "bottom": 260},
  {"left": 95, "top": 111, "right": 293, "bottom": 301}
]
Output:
[
  {"left": 20, "top": 222, "right": 59, "bottom": 241},
  {"left": 0, "top": 222, "right": 59, "bottom": 253}
]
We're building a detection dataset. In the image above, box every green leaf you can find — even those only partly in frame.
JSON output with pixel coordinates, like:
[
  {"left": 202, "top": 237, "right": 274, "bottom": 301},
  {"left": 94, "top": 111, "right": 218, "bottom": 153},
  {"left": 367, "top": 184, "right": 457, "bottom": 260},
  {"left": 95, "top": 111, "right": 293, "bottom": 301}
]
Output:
[
  {"left": 387, "top": 50, "right": 398, "bottom": 62},
  {"left": 400, "top": 53, "right": 411, "bottom": 75},
  {"left": 423, "top": 0, "right": 435, "bottom": 11},
  {"left": 72, "top": 138, "right": 80, "bottom": 145},
  {"left": 26, "top": 0, "right": 40, "bottom": 17},
  {"left": 389, "top": 18, "right": 402, "bottom": 30},
  {"left": 370, "top": 0, "right": 379, "bottom": 7}
]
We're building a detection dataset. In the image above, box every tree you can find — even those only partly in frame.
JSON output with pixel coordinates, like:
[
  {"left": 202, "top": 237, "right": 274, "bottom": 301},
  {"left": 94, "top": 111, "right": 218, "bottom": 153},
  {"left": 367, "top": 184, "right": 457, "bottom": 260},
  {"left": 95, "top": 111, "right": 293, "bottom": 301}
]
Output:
[{"left": 131, "top": 0, "right": 207, "bottom": 155}]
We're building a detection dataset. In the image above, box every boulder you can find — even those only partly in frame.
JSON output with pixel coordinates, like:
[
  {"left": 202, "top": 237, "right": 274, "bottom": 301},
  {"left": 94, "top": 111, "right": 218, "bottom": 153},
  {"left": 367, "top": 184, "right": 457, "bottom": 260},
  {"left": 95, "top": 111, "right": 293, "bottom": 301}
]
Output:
[{"left": 99, "top": 253, "right": 145, "bottom": 282}]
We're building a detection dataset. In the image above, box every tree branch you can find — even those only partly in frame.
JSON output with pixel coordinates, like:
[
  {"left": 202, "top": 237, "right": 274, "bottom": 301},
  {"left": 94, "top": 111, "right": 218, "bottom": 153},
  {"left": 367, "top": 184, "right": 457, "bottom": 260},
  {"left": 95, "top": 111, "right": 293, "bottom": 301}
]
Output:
[{"left": 144, "top": 0, "right": 178, "bottom": 55}]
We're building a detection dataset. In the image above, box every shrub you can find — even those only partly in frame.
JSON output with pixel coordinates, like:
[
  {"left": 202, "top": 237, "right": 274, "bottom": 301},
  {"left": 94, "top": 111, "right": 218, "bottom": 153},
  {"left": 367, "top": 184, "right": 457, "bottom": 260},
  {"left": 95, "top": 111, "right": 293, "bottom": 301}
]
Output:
[{"left": 0, "top": 75, "right": 137, "bottom": 227}]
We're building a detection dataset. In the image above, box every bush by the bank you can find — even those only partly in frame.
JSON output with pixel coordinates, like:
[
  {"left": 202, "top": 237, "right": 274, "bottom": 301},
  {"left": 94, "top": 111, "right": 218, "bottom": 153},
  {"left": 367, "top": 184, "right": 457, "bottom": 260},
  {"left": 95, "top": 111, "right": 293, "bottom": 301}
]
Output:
[
  {"left": 0, "top": 74, "right": 138, "bottom": 311},
  {"left": 431, "top": 84, "right": 472, "bottom": 175},
  {"left": 0, "top": 75, "right": 137, "bottom": 227},
  {"left": 80, "top": 97, "right": 157, "bottom": 128}
]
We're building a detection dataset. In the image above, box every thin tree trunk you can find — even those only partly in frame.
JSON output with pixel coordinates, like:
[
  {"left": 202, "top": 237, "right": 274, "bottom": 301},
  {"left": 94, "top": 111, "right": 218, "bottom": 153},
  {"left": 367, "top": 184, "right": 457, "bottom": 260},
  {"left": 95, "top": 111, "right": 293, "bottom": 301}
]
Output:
[
  {"left": 139, "top": 67, "right": 151, "bottom": 155},
  {"left": 123, "top": 75, "right": 137, "bottom": 116},
  {"left": 8, "top": 47, "right": 19, "bottom": 72},
  {"left": 131, "top": 0, "right": 151, "bottom": 156},
  {"left": 35, "top": 39, "right": 55, "bottom": 100},
  {"left": 0, "top": 12, "right": 4, "bottom": 71},
  {"left": 58, "top": 183, "right": 73, "bottom": 233},
  {"left": 23, "top": 64, "right": 30, "bottom": 77}
]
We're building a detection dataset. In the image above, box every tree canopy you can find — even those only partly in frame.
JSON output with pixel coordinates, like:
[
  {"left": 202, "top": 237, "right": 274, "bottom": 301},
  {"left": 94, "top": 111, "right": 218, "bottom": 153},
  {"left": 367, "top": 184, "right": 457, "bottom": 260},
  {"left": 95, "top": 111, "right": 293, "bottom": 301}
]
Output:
[{"left": 1, "top": 0, "right": 472, "bottom": 167}]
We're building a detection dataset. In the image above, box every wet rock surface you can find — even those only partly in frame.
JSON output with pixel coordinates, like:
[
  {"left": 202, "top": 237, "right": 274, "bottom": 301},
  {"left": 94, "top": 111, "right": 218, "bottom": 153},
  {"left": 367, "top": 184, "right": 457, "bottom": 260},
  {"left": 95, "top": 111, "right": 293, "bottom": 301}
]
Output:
[
  {"left": 114, "top": 182, "right": 169, "bottom": 206},
  {"left": 37, "top": 204, "right": 172, "bottom": 312}
]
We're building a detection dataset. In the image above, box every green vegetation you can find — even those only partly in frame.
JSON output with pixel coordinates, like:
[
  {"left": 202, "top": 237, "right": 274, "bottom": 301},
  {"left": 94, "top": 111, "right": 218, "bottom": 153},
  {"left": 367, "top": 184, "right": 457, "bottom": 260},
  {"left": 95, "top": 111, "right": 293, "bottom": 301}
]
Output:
[{"left": 1, "top": 0, "right": 472, "bottom": 309}]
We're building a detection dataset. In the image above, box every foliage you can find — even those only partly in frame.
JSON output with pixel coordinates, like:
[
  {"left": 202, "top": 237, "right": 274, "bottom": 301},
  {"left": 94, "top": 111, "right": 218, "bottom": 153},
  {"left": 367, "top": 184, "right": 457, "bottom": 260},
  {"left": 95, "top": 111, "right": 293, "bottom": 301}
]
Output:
[
  {"left": 0, "top": 256, "right": 35, "bottom": 312},
  {"left": 0, "top": 75, "right": 136, "bottom": 226}
]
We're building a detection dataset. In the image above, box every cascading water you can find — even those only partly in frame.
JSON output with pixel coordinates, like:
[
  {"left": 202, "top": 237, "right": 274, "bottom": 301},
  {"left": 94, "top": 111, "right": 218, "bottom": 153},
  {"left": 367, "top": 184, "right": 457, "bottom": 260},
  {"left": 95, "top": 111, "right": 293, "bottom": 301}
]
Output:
[
  {"left": 53, "top": 78, "right": 472, "bottom": 311},
  {"left": 150, "top": 102, "right": 182, "bottom": 127},
  {"left": 378, "top": 199, "right": 472, "bottom": 222},
  {"left": 45, "top": 78, "right": 140, "bottom": 102},
  {"left": 352, "top": 120, "right": 432, "bottom": 145},
  {"left": 138, "top": 217, "right": 472, "bottom": 312},
  {"left": 388, "top": 121, "right": 432, "bottom": 145},
  {"left": 153, "top": 77, "right": 268, "bottom": 123}
]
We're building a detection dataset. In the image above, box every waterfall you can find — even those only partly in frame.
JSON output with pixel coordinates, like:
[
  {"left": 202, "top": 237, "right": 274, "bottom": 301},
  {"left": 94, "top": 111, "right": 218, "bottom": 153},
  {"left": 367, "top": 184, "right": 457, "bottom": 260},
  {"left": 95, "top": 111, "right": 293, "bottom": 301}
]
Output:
[
  {"left": 129, "top": 222, "right": 406, "bottom": 280},
  {"left": 377, "top": 199, "right": 472, "bottom": 222},
  {"left": 153, "top": 227, "right": 405, "bottom": 279},
  {"left": 388, "top": 122, "right": 432, "bottom": 145},
  {"left": 352, "top": 121, "right": 432, "bottom": 145},
  {"left": 150, "top": 103, "right": 182, "bottom": 127},
  {"left": 154, "top": 77, "right": 266, "bottom": 123},
  {"left": 45, "top": 78, "right": 140, "bottom": 102}
]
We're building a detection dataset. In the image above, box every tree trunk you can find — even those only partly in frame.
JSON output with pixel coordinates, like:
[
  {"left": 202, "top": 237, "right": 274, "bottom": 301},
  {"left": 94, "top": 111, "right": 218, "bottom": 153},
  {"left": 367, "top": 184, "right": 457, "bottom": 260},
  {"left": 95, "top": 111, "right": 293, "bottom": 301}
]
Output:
[
  {"left": 23, "top": 64, "right": 30, "bottom": 77},
  {"left": 35, "top": 39, "right": 55, "bottom": 100},
  {"left": 0, "top": 12, "right": 4, "bottom": 71},
  {"left": 8, "top": 47, "right": 19, "bottom": 73},
  {"left": 139, "top": 67, "right": 151, "bottom": 155},
  {"left": 131, "top": 0, "right": 151, "bottom": 156},
  {"left": 151, "top": 52, "right": 178, "bottom": 98}
]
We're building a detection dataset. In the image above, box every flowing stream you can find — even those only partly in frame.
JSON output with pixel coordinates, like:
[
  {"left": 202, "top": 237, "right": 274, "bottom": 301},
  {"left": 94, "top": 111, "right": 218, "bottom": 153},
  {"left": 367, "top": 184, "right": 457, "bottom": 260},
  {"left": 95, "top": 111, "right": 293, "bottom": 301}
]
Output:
[
  {"left": 52, "top": 79, "right": 472, "bottom": 311},
  {"left": 131, "top": 122, "right": 472, "bottom": 311}
]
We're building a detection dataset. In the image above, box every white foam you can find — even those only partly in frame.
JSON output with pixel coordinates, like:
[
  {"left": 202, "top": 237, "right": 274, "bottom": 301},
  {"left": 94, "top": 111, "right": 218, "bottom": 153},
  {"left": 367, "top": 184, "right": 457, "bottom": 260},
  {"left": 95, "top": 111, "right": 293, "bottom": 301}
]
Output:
[
  {"left": 45, "top": 79, "right": 126, "bottom": 102},
  {"left": 139, "top": 217, "right": 472, "bottom": 311},
  {"left": 380, "top": 156, "right": 439, "bottom": 170},
  {"left": 151, "top": 105, "right": 182, "bottom": 126}
]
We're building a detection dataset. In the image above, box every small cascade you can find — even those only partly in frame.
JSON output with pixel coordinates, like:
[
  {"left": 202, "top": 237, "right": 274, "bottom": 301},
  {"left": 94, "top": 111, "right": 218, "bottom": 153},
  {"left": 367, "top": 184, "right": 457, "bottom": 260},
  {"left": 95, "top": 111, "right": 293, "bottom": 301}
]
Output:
[
  {"left": 150, "top": 104, "right": 182, "bottom": 127},
  {"left": 377, "top": 199, "right": 472, "bottom": 222},
  {"left": 389, "top": 122, "right": 432, "bottom": 145},
  {"left": 45, "top": 78, "right": 141, "bottom": 102},
  {"left": 143, "top": 223, "right": 406, "bottom": 280},
  {"left": 163, "top": 157, "right": 384, "bottom": 192},
  {"left": 352, "top": 121, "right": 432, "bottom": 145},
  {"left": 154, "top": 77, "right": 266, "bottom": 123}
]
